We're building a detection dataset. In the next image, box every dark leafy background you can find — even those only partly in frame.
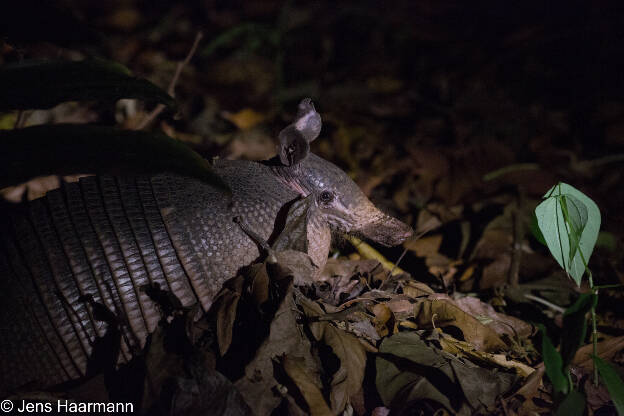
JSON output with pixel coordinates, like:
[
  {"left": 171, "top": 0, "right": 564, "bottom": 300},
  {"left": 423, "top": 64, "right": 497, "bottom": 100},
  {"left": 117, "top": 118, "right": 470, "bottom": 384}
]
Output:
[{"left": 1, "top": 0, "right": 623, "bottom": 415}]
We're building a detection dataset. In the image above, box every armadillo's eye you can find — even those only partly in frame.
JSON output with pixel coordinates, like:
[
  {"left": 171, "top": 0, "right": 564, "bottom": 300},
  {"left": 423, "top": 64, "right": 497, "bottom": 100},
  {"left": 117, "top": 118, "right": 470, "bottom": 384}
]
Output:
[{"left": 319, "top": 190, "right": 334, "bottom": 204}]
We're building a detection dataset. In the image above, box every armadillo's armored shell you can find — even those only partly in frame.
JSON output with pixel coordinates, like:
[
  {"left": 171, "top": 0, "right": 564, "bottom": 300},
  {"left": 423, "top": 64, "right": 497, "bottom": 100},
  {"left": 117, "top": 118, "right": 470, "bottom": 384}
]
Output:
[{"left": 0, "top": 160, "right": 299, "bottom": 393}]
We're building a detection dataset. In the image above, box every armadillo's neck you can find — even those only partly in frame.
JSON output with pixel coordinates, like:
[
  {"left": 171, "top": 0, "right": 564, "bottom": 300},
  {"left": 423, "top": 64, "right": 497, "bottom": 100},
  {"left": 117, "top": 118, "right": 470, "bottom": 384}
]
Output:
[
  {"left": 264, "top": 157, "right": 335, "bottom": 276},
  {"left": 266, "top": 160, "right": 308, "bottom": 197}
]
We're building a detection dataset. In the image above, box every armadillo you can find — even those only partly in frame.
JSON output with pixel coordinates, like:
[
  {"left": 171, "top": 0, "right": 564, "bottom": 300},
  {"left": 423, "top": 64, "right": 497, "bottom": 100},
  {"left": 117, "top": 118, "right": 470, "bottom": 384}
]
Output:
[{"left": 0, "top": 99, "right": 412, "bottom": 394}]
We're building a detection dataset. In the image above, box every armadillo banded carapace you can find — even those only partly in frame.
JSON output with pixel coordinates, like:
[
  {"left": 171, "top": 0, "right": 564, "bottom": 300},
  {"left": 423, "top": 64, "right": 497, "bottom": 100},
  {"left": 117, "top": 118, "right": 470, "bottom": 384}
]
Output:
[{"left": 0, "top": 99, "right": 412, "bottom": 394}]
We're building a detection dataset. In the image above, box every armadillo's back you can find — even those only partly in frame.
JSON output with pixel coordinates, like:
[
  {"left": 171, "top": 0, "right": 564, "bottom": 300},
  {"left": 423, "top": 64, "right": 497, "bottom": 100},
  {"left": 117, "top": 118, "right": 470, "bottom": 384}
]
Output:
[
  {"left": 0, "top": 175, "right": 201, "bottom": 393},
  {"left": 0, "top": 160, "right": 298, "bottom": 395}
]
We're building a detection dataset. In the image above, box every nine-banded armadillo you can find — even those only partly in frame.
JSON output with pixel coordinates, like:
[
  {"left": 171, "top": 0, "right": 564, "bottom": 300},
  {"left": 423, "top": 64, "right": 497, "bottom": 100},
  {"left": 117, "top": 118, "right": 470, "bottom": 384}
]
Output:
[{"left": 0, "top": 99, "right": 412, "bottom": 395}]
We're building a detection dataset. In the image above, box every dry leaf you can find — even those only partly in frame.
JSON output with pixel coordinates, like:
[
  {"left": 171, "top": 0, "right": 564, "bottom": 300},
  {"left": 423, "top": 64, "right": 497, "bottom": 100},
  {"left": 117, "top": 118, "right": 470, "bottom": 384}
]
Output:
[
  {"left": 213, "top": 275, "right": 245, "bottom": 356},
  {"left": 221, "top": 108, "right": 266, "bottom": 130},
  {"left": 299, "top": 296, "right": 367, "bottom": 413},
  {"left": 282, "top": 355, "right": 333, "bottom": 416},
  {"left": 404, "top": 234, "right": 443, "bottom": 257},
  {"left": 414, "top": 297, "right": 508, "bottom": 352},
  {"left": 372, "top": 303, "right": 393, "bottom": 337},
  {"left": 573, "top": 336, "right": 624, "bottom": 371}
]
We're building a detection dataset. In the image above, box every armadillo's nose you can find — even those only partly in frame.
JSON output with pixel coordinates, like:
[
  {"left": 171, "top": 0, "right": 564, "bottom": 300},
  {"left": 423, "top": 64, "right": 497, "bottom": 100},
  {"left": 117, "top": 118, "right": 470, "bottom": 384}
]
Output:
[
  {"left": 360, "top": 216, "right": 413, "bottom": 247},
  {"left": 398, "top": 225, "right": 414, "bottom": 242}
]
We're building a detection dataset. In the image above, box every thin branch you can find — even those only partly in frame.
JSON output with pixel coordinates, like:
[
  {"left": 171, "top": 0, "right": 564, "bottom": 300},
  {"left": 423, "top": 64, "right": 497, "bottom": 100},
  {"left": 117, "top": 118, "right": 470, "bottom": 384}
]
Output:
[
  {"left": 136, "top": 31, "right": 203, "bottom": 130},
  {"left": 523, "top": 293, "right": 566, "bottom": 314},
  {"left": 14, "top": 110, "right": 29, "bottom": 129}
]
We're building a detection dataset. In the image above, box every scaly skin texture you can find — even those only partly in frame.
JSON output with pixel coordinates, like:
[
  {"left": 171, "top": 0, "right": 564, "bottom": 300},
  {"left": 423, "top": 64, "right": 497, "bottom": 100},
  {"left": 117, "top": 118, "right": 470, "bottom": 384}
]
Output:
[
  {"left": 0, "top": 161, "right": 300, "bottom": 393},
  {"left": 0, "top": 99, "right": 412, "bottom": 395}
]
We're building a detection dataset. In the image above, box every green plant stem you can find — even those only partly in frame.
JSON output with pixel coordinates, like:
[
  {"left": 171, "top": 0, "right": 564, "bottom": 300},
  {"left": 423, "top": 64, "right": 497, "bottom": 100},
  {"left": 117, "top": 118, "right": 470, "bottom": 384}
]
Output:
[{"left": 579, "top": 245, "right": 598, "bottom": 387}]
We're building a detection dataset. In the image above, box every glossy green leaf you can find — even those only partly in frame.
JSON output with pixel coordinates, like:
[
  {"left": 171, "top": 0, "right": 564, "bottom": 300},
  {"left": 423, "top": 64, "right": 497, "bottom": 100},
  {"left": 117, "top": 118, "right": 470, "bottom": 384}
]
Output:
[
  {"left": 535, "top": 183, "right": 601, "bottom": 285},
  {"left": 539, "top": 324, "right": 568, "bottom": 395},
  {"left": 0, "top": 124, "right": 228, "bottom": 192},
  {"left": 0, "top": 59, "right": 176, "bottom": 111},
  {"left": 593, "top": 356, "right": 624, "bottom": 415}
]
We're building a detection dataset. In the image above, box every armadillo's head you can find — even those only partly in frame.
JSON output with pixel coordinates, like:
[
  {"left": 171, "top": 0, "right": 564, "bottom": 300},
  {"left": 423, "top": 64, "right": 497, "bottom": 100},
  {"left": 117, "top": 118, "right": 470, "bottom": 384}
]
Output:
[{"left": 272, "top": 99, "right": 413, "bottom": 247}]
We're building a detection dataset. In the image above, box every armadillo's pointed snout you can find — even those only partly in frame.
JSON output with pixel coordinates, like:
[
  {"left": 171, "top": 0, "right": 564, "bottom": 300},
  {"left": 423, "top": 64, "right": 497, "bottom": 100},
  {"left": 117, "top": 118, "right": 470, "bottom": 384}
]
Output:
[{"left": 359, "top": 215, "right": 413, "bottom": 247}]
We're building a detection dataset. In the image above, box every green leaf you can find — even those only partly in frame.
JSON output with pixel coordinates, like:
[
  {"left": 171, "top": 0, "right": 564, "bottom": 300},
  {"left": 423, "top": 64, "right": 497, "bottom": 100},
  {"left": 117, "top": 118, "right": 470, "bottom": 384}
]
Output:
[
  {"left": 539, "top": 324, "right": 569, "bottom": 395},
  {"left": 560, "top": 194, "right": 588, "bottom": 263},
  {"left": 593, "top": 356, "right": 624, "bottom": 415},
  {"left": 561, "top": 294, "right": 597, "bottom": 369},
  {"left": 0, "top": 124, "right": 228, "bottom": 192},
  {"left": 530, "top": 212, "right": 547, "bottom": 246},
  {"left": 555, "top": 390, "right": 586, "bottom": 416},
  {"left": 0, "top": 59, "right": 176, "bottom": 111},
  {"left": 535, "top": 182, "right": 601, "bottom": 285}
]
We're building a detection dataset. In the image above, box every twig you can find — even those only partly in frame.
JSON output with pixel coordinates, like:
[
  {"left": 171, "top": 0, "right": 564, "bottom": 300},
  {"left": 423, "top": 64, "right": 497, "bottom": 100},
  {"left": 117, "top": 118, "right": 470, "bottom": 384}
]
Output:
[
  {"left": 523, "top": 293, "right": 566, "bottom": 314},
  {"left": 310, "top": 303, "right": 367, "bottom": 322},
  {"left": 136, "top": 31, "right": 203, "bottom": 130},
  {"left": 14, "top": 110, "right": 29, "bottom": 129}
]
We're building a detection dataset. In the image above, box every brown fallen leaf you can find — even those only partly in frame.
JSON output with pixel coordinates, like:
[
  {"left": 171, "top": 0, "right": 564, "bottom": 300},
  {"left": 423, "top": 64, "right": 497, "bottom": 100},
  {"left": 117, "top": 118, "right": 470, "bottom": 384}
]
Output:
[
  {"left": 376, "top": 332, "right": 516, "bottom": 414},
  {"left": 413, "top": 297, "right": 508, "bottom": 352},
  {"left": 372, "top": 303, "right": 394, "bottom": 337},
  {"left": 221, "top": 108, "right": 266, "bottom": 130},
  {"left": 451, "top": 295, "right": 533, "bottom": 339},
  {"left": 299, "top": 296, "right": 367, "bottom": 413},
  {"left": 404, "top": 234, "right": 443, "bottom": 257},
  {"left": 402, "top": 280, "right": 435, "bottom": 298},
  {"left": 282, "top": 355, "right": 333, "bottom": 416},
  {"left": 506, "top": 365, "right": 549, "bottom": 416},
  {"left": 438, "top": 332, "right": 535, "bottom": 377},
  {"left": 213, "top": 275, "right": 245, "bottom": 356},
  {"left": 572, "top": 336, "right": 624, "bottom": 371},
  {"left": 234, "top": 286, "right": 317, "bottom": 416}
]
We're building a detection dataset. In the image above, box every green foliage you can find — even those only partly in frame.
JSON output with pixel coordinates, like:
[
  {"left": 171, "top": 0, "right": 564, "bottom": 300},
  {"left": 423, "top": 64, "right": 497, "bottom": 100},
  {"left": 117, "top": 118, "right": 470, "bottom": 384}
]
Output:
[
  {"left": 535, "top": 182, "right": 601, "bottom": 285},
  {"left": 593, "top": 356, "right": 624, "bottom": 415},
  {"left": 535, "top": 182, "right": 623, "bottom": 414},
  {"left": 538, "top": 324, "right": 568, "bottom": 395},
  {"left": 0, "top": 56, "right": 227, "bottom": 192},
  {"left": 561, "top": 293, "right": 597, "bottom": 369},
  {"left": 0, "top": 125, "right": 228, "bottom": 192},
  {"left": 0, "top": 59, "right": 177, "bottom": 111},
  {"left": 539, "top": 320, "right": 592, "bottom": 415}
]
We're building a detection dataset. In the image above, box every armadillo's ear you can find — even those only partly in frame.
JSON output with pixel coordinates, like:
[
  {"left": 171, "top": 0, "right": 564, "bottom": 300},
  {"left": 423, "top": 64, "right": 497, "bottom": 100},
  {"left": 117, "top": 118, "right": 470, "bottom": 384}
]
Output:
[
  {"left": 295, "top": 98, "right": 322, "bottom": 142},
  {"left": 278, "top": 98, "right": 322, "bottom": 166},
  {"left": 279, "top": 126, "right": 309, "bottom": 166}
]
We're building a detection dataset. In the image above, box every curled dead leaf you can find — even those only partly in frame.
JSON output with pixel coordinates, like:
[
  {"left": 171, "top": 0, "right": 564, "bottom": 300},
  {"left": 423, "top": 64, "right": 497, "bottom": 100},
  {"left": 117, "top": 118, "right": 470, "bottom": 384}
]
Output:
[
  {"left": 413, "top": 297, "right": 508, "bottom": 352},
  {"left": 372, "top": 303, "right": 394, "bottom": 337}
]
